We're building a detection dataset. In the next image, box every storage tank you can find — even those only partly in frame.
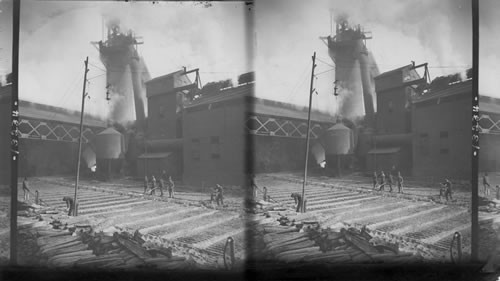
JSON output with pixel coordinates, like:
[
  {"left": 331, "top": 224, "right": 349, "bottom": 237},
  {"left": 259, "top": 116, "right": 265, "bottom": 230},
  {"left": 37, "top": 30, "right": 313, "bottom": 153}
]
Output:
[
  {"left": 324, "top": 123, "right": 354, "bottom": 155},
  {"left": 95, "top": 127, "right": 125, "bottom": 159},
  {"left": 95, "top": 127, "right": 125, "bottom": 180}
]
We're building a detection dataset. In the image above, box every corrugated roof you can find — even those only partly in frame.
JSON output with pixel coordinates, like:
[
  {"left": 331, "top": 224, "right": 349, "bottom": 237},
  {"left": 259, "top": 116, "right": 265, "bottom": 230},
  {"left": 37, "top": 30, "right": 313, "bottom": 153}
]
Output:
[
  {"left": 367, "top": 147, "right": 400, "bottom": 154},
  {"left": 412, "top": 79, "right": 472, "bottom": 104},
  {"left": 137, "top": 152, "right": 172, "bottom": 159},
  {"left": 19, "top": 100, "right": 107, "bottom": 128}
]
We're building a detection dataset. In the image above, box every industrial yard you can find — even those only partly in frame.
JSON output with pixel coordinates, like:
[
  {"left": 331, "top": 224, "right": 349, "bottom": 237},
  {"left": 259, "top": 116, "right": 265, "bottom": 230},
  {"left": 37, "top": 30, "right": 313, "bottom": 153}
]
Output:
[
  {"left": 249, "top": 173, "right": 478, "bottom": 265},
  {"left": 16, "top": 177, "right": 245, "bottom": 270},
  {"left": 11, "top": 1, "right": 250, "bottom": 271}
]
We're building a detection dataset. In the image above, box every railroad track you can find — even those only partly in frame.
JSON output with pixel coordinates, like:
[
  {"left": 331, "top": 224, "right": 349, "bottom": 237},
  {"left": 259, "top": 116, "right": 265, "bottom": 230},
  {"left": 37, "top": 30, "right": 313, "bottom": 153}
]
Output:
[
  {"left": 18, "top": 184, "right": 245, "bottom": 260},
  {"left": 259, "top": 175, "right": 476, "bottom": 254}
]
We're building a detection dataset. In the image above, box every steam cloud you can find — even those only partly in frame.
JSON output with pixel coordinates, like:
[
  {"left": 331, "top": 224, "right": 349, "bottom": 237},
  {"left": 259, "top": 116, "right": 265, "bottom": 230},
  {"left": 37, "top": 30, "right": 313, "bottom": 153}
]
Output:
[{"left": 19, "top": 2, "right": 249, "bottom": 119}]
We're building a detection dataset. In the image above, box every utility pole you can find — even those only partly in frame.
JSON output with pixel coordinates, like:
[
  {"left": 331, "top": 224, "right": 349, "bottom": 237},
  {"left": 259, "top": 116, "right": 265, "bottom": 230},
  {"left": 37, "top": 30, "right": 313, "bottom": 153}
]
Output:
[
  {"left": 73, "top": 56, "right": 89, "bottom": 216},
  {"left": 301, "top": 52, "right": 316, "bottom": 213}
]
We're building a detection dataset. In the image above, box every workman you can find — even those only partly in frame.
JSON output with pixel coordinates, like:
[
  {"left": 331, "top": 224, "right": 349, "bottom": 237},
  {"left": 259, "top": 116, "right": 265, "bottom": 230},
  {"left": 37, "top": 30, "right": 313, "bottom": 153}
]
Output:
[
  {"left": 291, "top": 192, "right": 307, "bottom": 212},
  {"left": 250, "top": 174, "right": 258, "bottom": 200},
  {"left": 387, "top": 170, "right": 394, "bottom": 192},
  {"left": 22, "top": 177, "right": 30, "bottom": 202},
  {"left": 150, "top": 175, "right": 157, "bottom": 196},
  {"left": 397, "top": 171, "right": 404, "bottom": 193},
  {"left": 483, "top": 172, "right": 491, "bottom": 197},
  {"left": 372, "top": 172, "right": 378, "bottom": 190},
  {"left": 168, "top": 175, "right": 175, "bottom": 198},
  {"left": 62, "top": 196, "right": 75, "bottom": 216},
  {"left": 263, "top": 186, "right": 268, "bottom": 201},
  {"left": 378, "top": 171, "right": 386, "bottom": 191},
  {"left": 158, "top": 171, "right": 166, "bottom": 197},
  {"left": 440, "top": 179, "right": 453, "bottom": 201},
  {"left": 215, "top": 184, "right": 224, "bottom": 206}
]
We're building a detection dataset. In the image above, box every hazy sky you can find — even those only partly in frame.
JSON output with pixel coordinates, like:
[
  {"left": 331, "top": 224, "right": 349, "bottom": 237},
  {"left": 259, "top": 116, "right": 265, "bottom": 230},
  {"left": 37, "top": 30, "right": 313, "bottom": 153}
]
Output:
[
  {"left": 255, "top": 0, "right": 472, "bottom": 115},
  {"left": 19, "top": 1, "right": 250, "bottom": 118},
  {"left": 0, "top": 0, "right": 12, "bottom": 83},
  {"left": 479, "top": 0, "right": 500, "bottom": 98}
]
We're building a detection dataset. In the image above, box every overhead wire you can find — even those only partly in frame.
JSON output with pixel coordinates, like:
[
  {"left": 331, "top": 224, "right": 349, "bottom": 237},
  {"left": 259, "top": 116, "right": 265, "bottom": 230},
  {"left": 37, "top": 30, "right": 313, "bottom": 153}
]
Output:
[
  {"left": 286, "top": 64, "right": 311, "bottom": 103},
  {"left": 46, "top": 71, "right": 83, "bottom": 120},
  {"left": 316, "top": 57, "right": 336, "bottom": 68}
]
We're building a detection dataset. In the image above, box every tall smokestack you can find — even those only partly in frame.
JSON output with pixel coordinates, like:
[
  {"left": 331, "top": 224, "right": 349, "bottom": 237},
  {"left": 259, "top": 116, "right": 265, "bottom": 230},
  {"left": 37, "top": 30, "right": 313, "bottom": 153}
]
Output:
[
  {"left": 97, "top": 21, "right": 148, "bottom": 133},
  {"left": 129, "top": 53, "right": 149, "bottom": 132},
  {"left": 358, "top": 47, "right": 375, "bottom": 126},
  {"left": 325, "top": 17, "right": 377, "bottom": 126}
]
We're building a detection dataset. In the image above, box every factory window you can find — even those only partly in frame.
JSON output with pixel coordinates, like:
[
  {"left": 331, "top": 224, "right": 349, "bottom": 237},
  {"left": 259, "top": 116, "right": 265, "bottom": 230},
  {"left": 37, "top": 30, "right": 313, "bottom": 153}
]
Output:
[
  {"left": 440, "top": 148, "right": 449, "bottom": 155},
  {"left": 440, "top": 131, "right": 448, "bottom": 138},
  {"left": 211, "top": 153, "right": 220, "bottom": 159},
  {"left": 192, "top": 138, "right": 200, "bottom": 144},
  {"left": 210, "top": 136, "right": 220, "bottom": 144}
]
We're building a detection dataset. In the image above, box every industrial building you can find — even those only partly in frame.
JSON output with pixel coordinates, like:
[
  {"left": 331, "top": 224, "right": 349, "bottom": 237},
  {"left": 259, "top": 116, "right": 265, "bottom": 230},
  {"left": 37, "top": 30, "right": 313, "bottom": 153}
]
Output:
[
  {"left": 135, "top": 70, "right": 192, "bottom": 180},
  {"left": 412, "top": 79, "right": 472, "bottom": 179},
  {"left": 479, "top": 95, "right": 500, "bottom": 172},
  {"left": 2, "top": 21, "right": 475, "bottom": 188},
  {"left": 140, "top": 68, "right": 338, "bottom": 186},
  {"left": 316, "top": 18, "right": 473, "bottom": 181},
  {"left": 0, "top": 84, "right": 107, "bottom": 184}
]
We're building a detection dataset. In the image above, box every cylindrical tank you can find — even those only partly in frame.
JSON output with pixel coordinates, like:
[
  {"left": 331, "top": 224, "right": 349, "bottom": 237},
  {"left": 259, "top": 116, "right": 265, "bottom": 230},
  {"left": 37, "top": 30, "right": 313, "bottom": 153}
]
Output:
[
  {"left": 324, "top": 123, "right": 354, "bottom": 155},
  {"left": 95, "top": 127, "right": 124, "bottom": 159}
]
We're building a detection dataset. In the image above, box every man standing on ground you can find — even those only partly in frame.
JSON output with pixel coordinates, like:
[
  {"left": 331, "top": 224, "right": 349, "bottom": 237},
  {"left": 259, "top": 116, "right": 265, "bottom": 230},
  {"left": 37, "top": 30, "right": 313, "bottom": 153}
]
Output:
[
  {"left": 168, "top": 175, "right": 175, "bottom": 198},
  {"left": 23, "top": 177, "right": 30, "bottom": 202},
  {"left": 483, "top": 172, "right": 491, "bottom": 197},
  {"left": 150, "top": 175, "right": 157, "bottom": 196},
  {"left": 378, "top": 171, "right": 386, "bottom": 192},
  {"left": 215, "top": 184, "right": 224, "bottom": 206},
  {"left": 250, "top": 174, "right": 258, "bottom": 201},
  {"left": 372, "top": 172, "right": 378, "bottom": 190},
  {"left": 158, "top": 172, "right": 165, "bottom": 197},
  {"left": 397, "top": 171, "right": 404, "bottom": 193},
  {"left": 441, "top": 179, "right": 453, "bottom": 201}
]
